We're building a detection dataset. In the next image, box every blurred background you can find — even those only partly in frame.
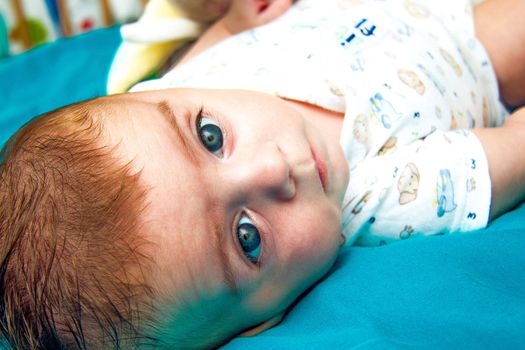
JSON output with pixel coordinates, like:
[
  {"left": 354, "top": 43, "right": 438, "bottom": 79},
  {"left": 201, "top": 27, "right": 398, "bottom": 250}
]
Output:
[
  {"left": 0, "top": 0, "right": 146, "bottom": 145},
  {"left": 0, "top": 0, "right": 147, "bottom": 58}
]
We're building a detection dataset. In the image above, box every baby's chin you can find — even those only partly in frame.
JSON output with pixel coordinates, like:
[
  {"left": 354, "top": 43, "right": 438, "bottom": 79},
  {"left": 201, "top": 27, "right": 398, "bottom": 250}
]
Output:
[{"left": 325, "top": 140, "right": 350, "bottom": 205}]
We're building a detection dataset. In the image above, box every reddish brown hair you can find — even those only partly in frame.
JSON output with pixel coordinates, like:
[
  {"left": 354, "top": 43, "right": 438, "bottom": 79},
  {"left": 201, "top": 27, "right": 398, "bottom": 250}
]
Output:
[{"left": 0, "top": 100, "right": 156, "bottom": 349}]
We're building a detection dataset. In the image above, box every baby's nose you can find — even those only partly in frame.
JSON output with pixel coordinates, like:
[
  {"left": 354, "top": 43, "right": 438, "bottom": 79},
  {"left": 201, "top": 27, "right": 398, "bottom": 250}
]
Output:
[{"left": 230, "top": 144, "right": 295, "bottom": 201}]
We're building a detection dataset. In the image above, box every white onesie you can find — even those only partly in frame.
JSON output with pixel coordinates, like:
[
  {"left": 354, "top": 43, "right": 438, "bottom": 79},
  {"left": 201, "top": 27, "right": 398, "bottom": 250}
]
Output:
[{"left": 132, "top": 0, "right": 508, "bottom": 246}]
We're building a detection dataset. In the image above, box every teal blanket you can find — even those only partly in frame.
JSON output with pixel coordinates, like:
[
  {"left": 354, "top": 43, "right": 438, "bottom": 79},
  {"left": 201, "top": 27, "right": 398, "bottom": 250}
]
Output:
[
  {"left": 1, "top": 28, "right": 524, "bottom": 349},
  {"left": 0, "top": 27, "right": 120, "bottom": 147}
]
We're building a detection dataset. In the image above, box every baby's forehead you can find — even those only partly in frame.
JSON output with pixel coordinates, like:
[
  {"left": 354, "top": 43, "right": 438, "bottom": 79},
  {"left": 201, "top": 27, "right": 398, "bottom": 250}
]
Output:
[{"left": 94, "top": 95, "right": 161, "bottom": 134}]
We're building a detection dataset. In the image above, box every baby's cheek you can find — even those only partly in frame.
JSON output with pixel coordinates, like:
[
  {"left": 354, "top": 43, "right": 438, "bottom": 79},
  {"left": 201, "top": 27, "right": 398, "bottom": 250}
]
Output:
[
  {"left": 286, "top": 211, "right": 340, "bottom": 269},
  {"left": 248, "top": 213, "right": 341, "bottom": 316}
]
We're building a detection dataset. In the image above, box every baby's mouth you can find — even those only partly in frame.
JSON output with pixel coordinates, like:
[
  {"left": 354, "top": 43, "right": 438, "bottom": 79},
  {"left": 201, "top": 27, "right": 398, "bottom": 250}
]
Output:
[{"left": 310, "top": 146, "right": 328, "bottom": 193}]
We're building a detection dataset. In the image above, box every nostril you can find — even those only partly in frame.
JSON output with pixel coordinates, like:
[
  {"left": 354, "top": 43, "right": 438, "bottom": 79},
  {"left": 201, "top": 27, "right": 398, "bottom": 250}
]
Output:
[{"left": 281, "top": 171, "right": 296, "bottom": 200}]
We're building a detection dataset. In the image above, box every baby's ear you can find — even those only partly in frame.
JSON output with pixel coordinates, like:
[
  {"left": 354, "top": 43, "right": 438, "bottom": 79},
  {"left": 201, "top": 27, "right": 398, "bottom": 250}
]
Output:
[{"left": 239, "top": 311, "right": 286, "bottom": 337}]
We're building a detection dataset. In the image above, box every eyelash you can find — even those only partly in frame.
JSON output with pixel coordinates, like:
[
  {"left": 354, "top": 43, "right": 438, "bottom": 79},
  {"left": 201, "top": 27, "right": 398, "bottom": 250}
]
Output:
[
  {"left": 196, "top": 108, "right": 227, "bottom": 158},
  {"left": 235, "top": 211, "right": 265, "bottom": 267}
]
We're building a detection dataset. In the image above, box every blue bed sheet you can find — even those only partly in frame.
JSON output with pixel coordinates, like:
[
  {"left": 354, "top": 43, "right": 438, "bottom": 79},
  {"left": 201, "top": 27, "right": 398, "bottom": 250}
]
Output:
[
  {"left": 1, "top": 27, "right": 524, "bottom": 350},
  {"left": 0, "top": 27, "right": 120, "bottom": 148}
]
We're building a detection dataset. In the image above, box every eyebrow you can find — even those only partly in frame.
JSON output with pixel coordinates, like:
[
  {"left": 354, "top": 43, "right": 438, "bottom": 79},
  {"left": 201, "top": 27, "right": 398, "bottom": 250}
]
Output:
[
  {"left": 211, "top": 220, "right": 240, "bottom": 294},
  {"left": 157, "top": 100, "right": 198, "bottom": 165},
  {"left": 156, "top": 100, "right": 240, "bottom": 294}
]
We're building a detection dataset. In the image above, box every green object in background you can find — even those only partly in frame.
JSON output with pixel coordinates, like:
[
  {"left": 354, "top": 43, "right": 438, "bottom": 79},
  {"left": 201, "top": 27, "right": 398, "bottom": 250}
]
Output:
[
  {"left": 0, "top": 13, "right": 8, "bottom": 58},
  {"left": 27, "top": 18, "right": 49, "bottom": 46}
]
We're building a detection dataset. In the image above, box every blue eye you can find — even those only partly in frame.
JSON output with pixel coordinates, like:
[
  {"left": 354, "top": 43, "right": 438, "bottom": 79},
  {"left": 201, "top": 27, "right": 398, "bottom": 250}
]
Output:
[
  {"left": 198, "top": 117, "right": 224, "bottom": 157},
  {"left": 237, "top": 215, "right": 262, "bottom": 264}
]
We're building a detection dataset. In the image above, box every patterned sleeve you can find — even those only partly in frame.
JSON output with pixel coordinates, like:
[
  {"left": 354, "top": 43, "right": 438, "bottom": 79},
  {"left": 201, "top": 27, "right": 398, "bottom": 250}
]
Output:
[{"left": 340, "top": 128, "right": 491, "bottom": 247}]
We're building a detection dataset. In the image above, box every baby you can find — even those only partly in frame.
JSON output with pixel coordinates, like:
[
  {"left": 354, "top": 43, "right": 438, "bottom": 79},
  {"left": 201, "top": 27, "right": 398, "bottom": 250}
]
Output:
[{"left": 1, "top": 0, "right": 525, "bottom": 349}]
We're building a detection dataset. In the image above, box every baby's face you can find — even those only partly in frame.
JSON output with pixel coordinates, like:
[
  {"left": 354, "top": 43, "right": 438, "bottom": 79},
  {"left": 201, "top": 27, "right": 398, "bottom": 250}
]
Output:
[
  {"left": 103, "top": 88, "right": 349, "bottom": 339},
  {"left": 173, "top": 0, "right": 230, "bottom": 22}
]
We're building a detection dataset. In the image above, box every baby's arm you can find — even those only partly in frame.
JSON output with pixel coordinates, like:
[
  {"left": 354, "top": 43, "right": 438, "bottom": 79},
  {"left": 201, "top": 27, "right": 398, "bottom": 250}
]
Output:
[
  {"left": 473, "top": 107, "right": 525, "bottom": 219},
  {"left": 178, "top": 0, "right": 292, "bottom": 65},
  {"left": 475, "top": 0, "right": 525, "bottom": 108},
  {"left": 472, "top": 0, "right": 525, "bottom": 218},
  {"left": 344, "top": 107, "right": 525, "bottom": 246}
]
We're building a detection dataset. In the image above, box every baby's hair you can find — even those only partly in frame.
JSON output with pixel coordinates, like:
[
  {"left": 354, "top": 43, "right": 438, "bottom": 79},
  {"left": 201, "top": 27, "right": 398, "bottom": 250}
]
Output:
[{"left": 0, "top": 100, "right": 157, "bottom": 349}]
